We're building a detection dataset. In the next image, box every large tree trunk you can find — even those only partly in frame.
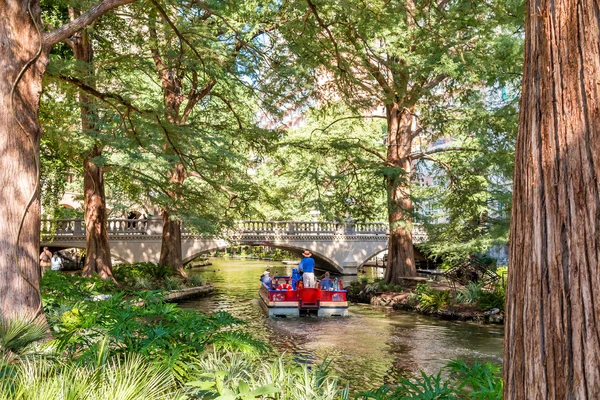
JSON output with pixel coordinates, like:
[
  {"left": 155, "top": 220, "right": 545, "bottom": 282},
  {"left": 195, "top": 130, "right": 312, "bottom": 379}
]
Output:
[
  {"left": 384, "top": 102, "right": 416, "bottom": 283},
  {"left": 82, "top": 144, "right": 114, "bottom": 279},
  {"left": 0, "top": 1, "right": 48, "bottom": 322},
  {"left": 159, "top": 208, "right": 187, "bottom": 277},
  {"left": 504, "top": 0, "right": 600, "bottom": 398},
  {"left": 159, "top": 163, "right": 187, "bottom": 277},
  {"left": 70, "top": 24, "right": 114, "bottom": 280}
]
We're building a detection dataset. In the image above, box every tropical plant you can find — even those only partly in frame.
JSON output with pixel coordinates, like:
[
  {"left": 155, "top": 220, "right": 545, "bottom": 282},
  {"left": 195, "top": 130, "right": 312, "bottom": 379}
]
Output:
[
  {"left": 477, "top": 285, "right": 506, "bottom": 313},
  {"left": 455, "top": 283, "right": 484, "bottom": 305},
  {"left": 446, "top": 360, "right": 502, "bottom": 400},
  {"left": 0, "top": 353, "right": 179, "bottom": 400},
  {"left": 417, "top": 291, "right": 452, "bottom": 314},
  {"left": 0, "top": 318, "right": 46, "bottom": 360},
  {"left": 357, "top": 371, "right": 458, "bottom": 399},
  {"left": 186, "top": 351, "right": 349, "bottom": 400}
]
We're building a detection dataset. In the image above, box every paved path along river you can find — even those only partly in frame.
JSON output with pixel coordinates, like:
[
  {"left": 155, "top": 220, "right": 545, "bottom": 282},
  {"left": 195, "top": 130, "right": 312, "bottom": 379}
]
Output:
[{"left": 180, "top": 258, "right": 504, "bottom": 389}]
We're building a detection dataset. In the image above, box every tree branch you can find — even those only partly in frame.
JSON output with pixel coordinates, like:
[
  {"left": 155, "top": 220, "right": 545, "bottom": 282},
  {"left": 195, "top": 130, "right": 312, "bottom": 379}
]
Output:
[
  {"left": 310, "top": 115, "right": 386, "bottom": 136},
  {"left": 44, "top": 0, "right": 136, "bottom": 47},
  {"left": 181, "top": 79, "right": 217, "bottom": 122},
  {"left": 411, "top": 146, "right": 480, "bottom": 159}
]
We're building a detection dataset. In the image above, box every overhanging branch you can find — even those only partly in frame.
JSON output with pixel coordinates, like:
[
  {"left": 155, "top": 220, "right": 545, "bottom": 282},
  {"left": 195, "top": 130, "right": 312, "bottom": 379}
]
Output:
[
  {"left": 44, "top": 0, "right": 137, "bottom": 47},
  {"left": 411, "top": 146, "right": 480, "bottom": 159}
]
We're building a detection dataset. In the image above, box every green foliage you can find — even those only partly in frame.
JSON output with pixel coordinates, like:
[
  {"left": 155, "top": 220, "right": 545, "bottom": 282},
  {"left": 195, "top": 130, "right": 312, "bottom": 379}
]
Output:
[
  {"left": 358, "top": 371, "right": 458, "bottom": 399},
  {"left": 417, "top": 291, "right": 452, "bottom": 314},
  {"left": 187, "top": 275, "right": 205, "bottom": 287},
  {"left": 477, "top": 286, "right": 505, "bottom": 313},
  {"left": 0, "top": 319, "right": 46, "bottom": 358},
  {"left": 455, "top": 283, "right": 484, "bottom": 305},
  {"left": 186, "top": 351, "right": 348, "bottom": 400},
  {"left": 358, "top": 361, "right": 502, "bottom": 400},
  {"left": 0, "top": 353, "right": 179, "bottom": 400},
  {"left": 446, "top": 360, "right": 502, "bottom": 400},
  {"left": 40, "top": 273, "right": 266, "bottom": 383},
  {"left": 163, "top": 277, "right": 181, "bottom": 291}
]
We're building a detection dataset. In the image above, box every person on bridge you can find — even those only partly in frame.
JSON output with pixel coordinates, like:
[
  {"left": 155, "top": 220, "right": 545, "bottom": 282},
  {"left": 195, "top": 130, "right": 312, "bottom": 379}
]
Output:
[
  {"left": 39, "top": 247, "right": 52, "bottom": 275},
  {"left": 298, "top": 251, "right": 315, "bottom": 288}
]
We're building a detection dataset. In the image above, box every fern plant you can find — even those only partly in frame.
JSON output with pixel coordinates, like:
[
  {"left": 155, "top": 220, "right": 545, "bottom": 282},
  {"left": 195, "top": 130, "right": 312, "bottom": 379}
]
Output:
[{"left": 455, "top": 283, "right": 483, "bottom": 305}]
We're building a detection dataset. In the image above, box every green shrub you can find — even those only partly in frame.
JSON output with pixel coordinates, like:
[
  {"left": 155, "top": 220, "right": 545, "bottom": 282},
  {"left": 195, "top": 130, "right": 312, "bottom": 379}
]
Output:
[
  {"left": 414, "top": 283, "right": 433, "bottom": 297},
  {"left": 187, "top": 352, "right": 349, "bottom": 400},
  {"left": 417, "top": 290, "right": 451, "bottom": 314},
  {"left": 133, "top": 276, "right": 156, "bottom": 290},
  {"left": 357, "top": 360, "right": 502, "bottom": 400},
  {"left": 357, "top": 371, "right": 458, "bottom": 399},
  {"left": 446, "top": 360, "right": 503, "bottom": 399},
  {"left": 0, "top": 353, "right": 179, "bottom": 400},
  {"left": 186, "top": 275, "right": 204, "bottom": 287},
  {"left": 456, "top": 283, "right": 483, "bottom": 305},
  {"left": 163, "top": 277, "right": 181, "bottom": 291},
  {"left": 477, "top": 285, "right": 505, "bottom": 312},
  {"left": 405, "top": 293, "right": 419, "bottom": 308}
]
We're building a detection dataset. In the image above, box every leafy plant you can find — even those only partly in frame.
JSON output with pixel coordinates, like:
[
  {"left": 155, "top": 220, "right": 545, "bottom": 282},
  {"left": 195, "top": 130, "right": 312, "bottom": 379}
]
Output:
[
  {"left": 0, "top": 353, "right": 179, "bottom": 400},
  {"left": 477, "top": 286, "right": 505, "bottom": 312},
  {"left": 447, "top": 360, "right": 502, "bottom": 399},
  {"left": 455, "top": 283, "right": 483, "bottom": 305},
  {"left": 163, "top": 277, "right": 181, "bottom": 291},
  {"left": 358, "top": 371, "right": 458, "bottom": 399},
  {"left": 0, "top": 318, "right": 46, "bottom": 358},
  {"left": 417, "top": 291, "right": 452, "bottom": 314}
]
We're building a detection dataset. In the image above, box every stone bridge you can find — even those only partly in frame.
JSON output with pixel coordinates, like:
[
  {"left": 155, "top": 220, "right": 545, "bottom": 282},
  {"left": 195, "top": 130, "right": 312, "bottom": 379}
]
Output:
[{"left": 41, "top": 218, "right": 426, "bottom": 274}]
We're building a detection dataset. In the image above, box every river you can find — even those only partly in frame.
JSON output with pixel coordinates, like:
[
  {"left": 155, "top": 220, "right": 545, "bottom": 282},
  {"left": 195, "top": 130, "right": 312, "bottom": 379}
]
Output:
[{"left": 180, "top": 258, "right": 504, "bottom": 389}]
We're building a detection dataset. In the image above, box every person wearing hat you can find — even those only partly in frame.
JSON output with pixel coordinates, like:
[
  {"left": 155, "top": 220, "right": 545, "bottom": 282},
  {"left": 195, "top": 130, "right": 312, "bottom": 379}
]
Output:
[
  {"left": 260, "top": 270, "right": 272, "bottom": 288},
  {"left": 298, "top": 250, "right": 315, "bottom": 288}
]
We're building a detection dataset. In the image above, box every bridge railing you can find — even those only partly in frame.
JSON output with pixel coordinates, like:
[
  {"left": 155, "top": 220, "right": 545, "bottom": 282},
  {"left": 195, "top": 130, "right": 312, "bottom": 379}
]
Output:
[
  {"left": 354, "top": 222, "right": 388, "bottom": 234},
  {"left": 42, "top": 218, "right": 149, "bottom": 236},
  {"left": 107, "top": 219, "right": 148, "bottom": 234},
  {"left": 42, "top": 218, "right": 394, "bottom": 238}
]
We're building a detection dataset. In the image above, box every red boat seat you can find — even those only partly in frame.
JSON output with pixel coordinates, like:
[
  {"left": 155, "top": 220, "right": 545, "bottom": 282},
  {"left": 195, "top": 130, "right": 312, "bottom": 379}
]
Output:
[{"left": 298, "top": 288, "right": 320, "bottom": 309}]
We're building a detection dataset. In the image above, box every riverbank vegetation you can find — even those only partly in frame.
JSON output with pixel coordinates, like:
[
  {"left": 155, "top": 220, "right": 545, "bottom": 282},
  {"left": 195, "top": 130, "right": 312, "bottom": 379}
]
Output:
[
  {"left": 349, "top": 280, "right": 506, "bottom": 324},
  {"left": 1, "top": 274, "right": 503, "bottom": 399}
]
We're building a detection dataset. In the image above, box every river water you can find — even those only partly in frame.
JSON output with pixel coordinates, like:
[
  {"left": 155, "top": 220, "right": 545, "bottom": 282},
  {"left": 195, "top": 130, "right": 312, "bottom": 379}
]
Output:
[{"left": 180, "top": 258, "right": 504, "bottom": 389}]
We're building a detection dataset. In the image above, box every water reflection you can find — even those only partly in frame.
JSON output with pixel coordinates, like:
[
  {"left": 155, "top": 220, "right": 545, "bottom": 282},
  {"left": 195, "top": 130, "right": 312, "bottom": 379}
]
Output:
[{"left": 179, "top": 258, "right": 503, "bottom": 390}]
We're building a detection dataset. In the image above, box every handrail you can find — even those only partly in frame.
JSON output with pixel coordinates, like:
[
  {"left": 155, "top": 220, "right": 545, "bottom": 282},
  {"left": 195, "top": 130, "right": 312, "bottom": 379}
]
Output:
[{"left": 40, "top": 218, "right": 395, "bottom": 238}]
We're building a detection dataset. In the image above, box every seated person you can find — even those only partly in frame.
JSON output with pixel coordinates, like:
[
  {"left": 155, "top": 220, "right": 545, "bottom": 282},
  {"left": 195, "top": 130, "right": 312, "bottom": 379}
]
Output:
[
  {"left": 319, "top": 272, "right": 334, "bottom": 290},
  {"left": 260, "top": 271, "right": 271, "bottom": 288},
  {"left": 277, "top": 279, "right": 293, "bottom": 291}
]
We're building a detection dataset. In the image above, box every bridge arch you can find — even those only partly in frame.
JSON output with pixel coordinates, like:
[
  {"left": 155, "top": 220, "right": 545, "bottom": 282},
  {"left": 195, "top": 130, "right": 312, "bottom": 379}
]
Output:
[{"left": 182, "top": 242, "right": 344, "bottom": 273}]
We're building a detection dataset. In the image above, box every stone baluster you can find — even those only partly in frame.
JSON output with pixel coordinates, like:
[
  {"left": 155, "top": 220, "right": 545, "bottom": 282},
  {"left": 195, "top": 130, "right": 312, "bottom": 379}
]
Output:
[{"left": 74, "top": 218, "right": 84, "bottom": 235}]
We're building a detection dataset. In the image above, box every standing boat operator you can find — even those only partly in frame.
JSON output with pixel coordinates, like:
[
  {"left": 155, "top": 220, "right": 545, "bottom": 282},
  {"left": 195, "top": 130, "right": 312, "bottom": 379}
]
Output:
[{"left": 298, "top": 250, "right": 315, "bottom": 288}]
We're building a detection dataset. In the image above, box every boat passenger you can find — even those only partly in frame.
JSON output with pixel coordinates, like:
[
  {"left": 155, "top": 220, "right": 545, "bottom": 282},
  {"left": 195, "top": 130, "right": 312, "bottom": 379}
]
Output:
[
  {"left": 319, "top": 272, "right": 333, "bottom": 290},
  {"left": 291, "top": 268, "right": 301, "bottom": 289},
  {"left": 260, "top": 271, "right": 271, "bottom": 288},
  {"left": 298, "top": 250, "right": 315, "bottom": 288}
]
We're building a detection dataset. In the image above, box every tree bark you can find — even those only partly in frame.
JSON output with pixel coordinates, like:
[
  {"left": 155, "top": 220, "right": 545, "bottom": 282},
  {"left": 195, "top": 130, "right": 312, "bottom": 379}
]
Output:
[
  {"left": 159, "top": 209, "right": 187, "bottom": 277},
  {"left": 83, "top": 144, "right": 114, "bottom": 279},
  {"left": 504, "top": 0, "right": 600, "bottom": 398},
  {"left": 69, "top": 24, "right": 114, "bottom": 280},
  {"left": 384, "top": 102, "right": 416, "bottom": 283},
  {"left": 158, "top": 161, "right": 187, "bottom": 277},
  {"left": 0, "top": 1, "right": 48, "bottom": 322}
]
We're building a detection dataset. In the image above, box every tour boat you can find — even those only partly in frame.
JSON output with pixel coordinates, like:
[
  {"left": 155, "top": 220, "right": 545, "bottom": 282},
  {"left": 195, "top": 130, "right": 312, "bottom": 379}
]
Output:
[{"left": 259, "top": 276, "right": 349, "bottom": 317}]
